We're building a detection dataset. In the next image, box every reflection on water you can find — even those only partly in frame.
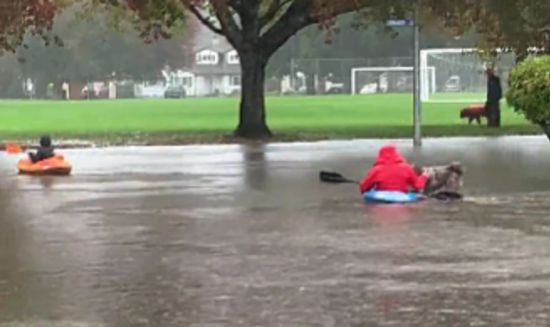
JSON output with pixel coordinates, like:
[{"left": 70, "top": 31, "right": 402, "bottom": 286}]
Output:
[
  {"left": 1, "top": 136, "right": 550, "bottom": 326},
  {"left": 242, "top": 144, "right": 268, "bottom": 191}
]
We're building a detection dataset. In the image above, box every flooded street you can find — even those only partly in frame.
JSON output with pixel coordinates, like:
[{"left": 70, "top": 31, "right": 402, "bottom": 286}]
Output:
[{"left": 2, "top": 136, "right": 550, "bottom": 326}]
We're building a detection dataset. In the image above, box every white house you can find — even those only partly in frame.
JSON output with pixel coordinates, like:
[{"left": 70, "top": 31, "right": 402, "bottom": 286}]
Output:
[
  {"left": 170, "top": 22, "right": 241, "bottom": 97},
  {"left": 190, "top": 44, "right": 241, "bottom": 96},
  {"left": 136, "top": 23, "right": 243, "bottom": 98}
]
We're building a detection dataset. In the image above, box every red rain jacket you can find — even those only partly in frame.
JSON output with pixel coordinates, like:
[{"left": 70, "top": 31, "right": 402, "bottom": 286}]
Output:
[{"left": 359, "top": 145, "right": 427, "bottom": 193}]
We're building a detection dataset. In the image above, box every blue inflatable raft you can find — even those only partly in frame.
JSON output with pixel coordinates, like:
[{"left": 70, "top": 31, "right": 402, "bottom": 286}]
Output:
[{"left": 363, "top": 190, "right": 422, "bottom": 204}]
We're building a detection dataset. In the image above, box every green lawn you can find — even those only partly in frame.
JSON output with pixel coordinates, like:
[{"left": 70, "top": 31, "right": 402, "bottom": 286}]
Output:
[
  {"left": 0, "top": 94, "right": 540, "bottom": 143},
  {"left": 427, "top": 92, "right": 486, "bottom": 102}
]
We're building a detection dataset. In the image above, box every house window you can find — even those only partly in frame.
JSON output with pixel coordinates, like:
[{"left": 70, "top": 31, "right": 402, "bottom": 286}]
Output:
[
  {"left": 196, "top": 50, "right": 219, "bottom": 65},
  {"left": 230, "top": 75, "right": 241, "bottom": 86},
  {"left": 227, "top": 51, "right": 240, "bottom": 64}
]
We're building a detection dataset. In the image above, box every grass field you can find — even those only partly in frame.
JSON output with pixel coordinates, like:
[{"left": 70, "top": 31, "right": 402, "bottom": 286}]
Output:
[{"left": 0, "top": 94, "right": 540, "bottom": 144}]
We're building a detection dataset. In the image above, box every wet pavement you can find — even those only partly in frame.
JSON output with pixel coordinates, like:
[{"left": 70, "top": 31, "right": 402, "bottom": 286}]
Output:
[{"left": 1, "top": 136, "right": 550, "bottom": 326}]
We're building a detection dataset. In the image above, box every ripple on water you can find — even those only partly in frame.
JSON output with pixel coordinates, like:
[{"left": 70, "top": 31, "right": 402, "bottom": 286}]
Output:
[{"left": 0, "top": 322, "right": 104, "bottom": 327}]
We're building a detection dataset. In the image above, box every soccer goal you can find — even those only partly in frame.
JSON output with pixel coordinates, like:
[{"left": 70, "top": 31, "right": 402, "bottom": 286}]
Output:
[
  {"left": 420, "top": 48, "right": 515, "bottom": 103},
  {"left": 351, "top": 66, "right": 435, "bottom": 100}
]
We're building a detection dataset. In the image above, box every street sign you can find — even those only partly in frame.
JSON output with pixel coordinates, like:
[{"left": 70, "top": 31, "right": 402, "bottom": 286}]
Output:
[{"left": 386, "top": 19, "right": 414, "bottom": 27}]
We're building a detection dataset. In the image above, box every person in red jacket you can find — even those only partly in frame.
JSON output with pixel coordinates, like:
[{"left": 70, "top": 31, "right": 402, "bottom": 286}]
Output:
[{"left": 359, "top": 144, "right": 427, "bottom": 194}]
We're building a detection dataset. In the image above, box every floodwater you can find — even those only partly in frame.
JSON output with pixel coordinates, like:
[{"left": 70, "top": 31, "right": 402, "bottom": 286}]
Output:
[{"left": 1, "top": 136, "right": 550, "bottom": 326}]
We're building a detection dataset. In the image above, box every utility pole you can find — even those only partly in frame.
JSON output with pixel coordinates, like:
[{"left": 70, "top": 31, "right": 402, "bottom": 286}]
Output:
[{"left": 412, "top": 5, "right": 422, "bottom": 147}]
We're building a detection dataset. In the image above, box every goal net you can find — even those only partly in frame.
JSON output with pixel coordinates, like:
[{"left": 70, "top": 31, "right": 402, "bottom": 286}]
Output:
[
  {"left": 351, "top": 66, "right": 435, "bottom": 99},
  {"left": 420, "top": 48, "right": 515, "bottom": 103}
]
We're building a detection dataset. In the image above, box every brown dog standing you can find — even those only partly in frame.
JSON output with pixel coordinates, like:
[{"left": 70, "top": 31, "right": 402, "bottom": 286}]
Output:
[{"left": 460, "top": 104, "right": 487, "bottom": 125}]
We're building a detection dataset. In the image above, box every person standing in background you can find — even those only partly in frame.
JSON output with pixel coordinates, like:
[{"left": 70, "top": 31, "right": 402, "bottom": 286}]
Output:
[
  {"left": 485, "top": 68, "right": 502, "bottom": 128},
  {"left": 62, "top": 81, "right": 70, "bottom": 100}
]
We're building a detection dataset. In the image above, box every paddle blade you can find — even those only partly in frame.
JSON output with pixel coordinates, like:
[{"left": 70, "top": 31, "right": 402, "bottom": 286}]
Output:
[
  {"left": 430, "top": 191, "right": 463, "bottom": 201},
  {"left": 6, "top": 144, "right": 23, "bottom": 154},
  {"left": 319, "top": 171, "right": 358, "bottom": 184}
]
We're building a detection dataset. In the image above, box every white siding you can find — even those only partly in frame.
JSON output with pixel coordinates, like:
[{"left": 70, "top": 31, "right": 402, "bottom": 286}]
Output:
[{"left": 195, "top": 75, "right": 228, "bottom": 96}]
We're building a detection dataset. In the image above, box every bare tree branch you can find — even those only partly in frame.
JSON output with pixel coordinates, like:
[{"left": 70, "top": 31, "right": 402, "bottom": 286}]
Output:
[
  {"left": 227, "top": 0, "right": 247, "bottom": 15},
  {"left": 260, "top": 0, "right": 375, "bottom": 55},
  {"left": 185, "top": 4, "right": 224, "bottom": 35},
  {"left": 226, "top": 0, "right": 263, "bottom": 43},
  {"left": 260, "top": 0, "right": 315, "bottom": 55},
  {"left": 211, "top": 0, "right": 243, "bottom": 46},
  {"left": 259, "top": 0, "right": 292, "bottom": 27}
]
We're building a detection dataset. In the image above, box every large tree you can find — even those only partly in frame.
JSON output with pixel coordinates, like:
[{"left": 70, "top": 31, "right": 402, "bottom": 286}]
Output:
[
  {"left": 95, "top": 0, "right": 496, "bottom": 139},
  {"left": 94, "top": 0, "right": 419, "bottom": 138},
  {"left": 0, "top": 0, "right": 60, "bottom": 52}
]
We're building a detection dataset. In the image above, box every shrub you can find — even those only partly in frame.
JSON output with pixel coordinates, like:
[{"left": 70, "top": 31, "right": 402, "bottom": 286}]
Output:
[{"left": 506, "top": 56, "right": 550, "bottom": 139}]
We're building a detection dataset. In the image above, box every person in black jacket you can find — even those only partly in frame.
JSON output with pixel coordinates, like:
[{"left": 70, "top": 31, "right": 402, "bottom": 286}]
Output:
[
  {"left": 29, "top": 135, "right": 55, "bottom": 163},
  {"left": 485, "top": 68, "right": 502, "bottom": 128}
]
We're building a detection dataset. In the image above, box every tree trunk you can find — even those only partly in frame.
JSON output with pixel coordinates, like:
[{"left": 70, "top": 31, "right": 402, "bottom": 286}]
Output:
[{"left": 234, "top": 52, "right": 272, "bottom": 139}]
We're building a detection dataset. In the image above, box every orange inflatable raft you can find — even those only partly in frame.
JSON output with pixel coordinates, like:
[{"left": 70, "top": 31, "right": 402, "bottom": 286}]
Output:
[{"left": 18, "top": 155, "right": 72, "bottom": 176}]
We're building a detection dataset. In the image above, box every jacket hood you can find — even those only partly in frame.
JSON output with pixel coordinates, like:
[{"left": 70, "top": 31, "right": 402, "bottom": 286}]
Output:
[
  {"left": 40, "top": 135, "right": 52, "bottom": 147},
  {"left": 374, "top": 145, "right": 405, "bottom": 166}
]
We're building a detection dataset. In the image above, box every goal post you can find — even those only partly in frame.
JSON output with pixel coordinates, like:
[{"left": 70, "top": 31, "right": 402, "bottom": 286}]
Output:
[{"left": 350, "top": 66, "right": 435, "bottom": 101}]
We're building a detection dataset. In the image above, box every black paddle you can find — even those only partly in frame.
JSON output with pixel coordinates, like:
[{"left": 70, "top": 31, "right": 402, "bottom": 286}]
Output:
[
  {"left": 319, "top": 170, "right": 463, "bottom": 200},
  {"left": 319, "top": 171, "right": 359, "bottom": 184},
  {"left": 430, "top": 191, "right": 463, "bottom": 201}
]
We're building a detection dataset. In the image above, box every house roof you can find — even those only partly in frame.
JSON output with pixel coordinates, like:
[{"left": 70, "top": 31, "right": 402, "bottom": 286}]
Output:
[
  {"left": 194, "top": 44, "right": 235, "bottom": 54},
  {"left": 190, "top": 18, "right": 241, "bottom": 76},
  {"left": 192, "top": 21, "right": 235, "bottom": 53}
]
